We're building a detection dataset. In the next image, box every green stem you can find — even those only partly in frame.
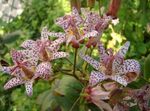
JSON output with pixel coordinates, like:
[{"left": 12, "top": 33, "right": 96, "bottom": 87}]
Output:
[
  {"left": 69, "top": 87, "right": 85, "bottom": 111},
  {"left": 98, "top": 0, "right": 101, "bottom": 15},
  {"left": 65, "top": 55, "right": 85, "bottom": 75},
  {"left": 73, "top": 48, "right": 78, "bottom": 75},
  {"left": 69, "top": 96, "right": 80, "bottom": 111}
]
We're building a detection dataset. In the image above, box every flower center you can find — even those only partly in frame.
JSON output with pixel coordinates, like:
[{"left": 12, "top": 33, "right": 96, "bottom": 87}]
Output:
[
  {"left": 39, "top": 41, "right": 52, "bottom": 62},
  {"left": 20, "top": 65, "right": 35, "bottom": 80},
  {"left": 99, "top": 55, "right": 115, "bottom": 75},
  {"left": 14, "top": 62, "right": 35, "bottom": 80}
]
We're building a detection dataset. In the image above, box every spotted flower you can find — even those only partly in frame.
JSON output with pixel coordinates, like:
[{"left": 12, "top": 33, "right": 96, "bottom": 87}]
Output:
[
  {"left": 80, "top": 41, "right": 140, "bottom": 86},
  {"left": 81, "top": 8, "right": 113, "bottom": 47},
  {"left": 21, "top": 27, "right": 68, "bottom": 62},
  {"left": 81, "top": 8, "right": 112, "bottom": 35},
  {"left": 20, "top": 27, "right": 69, "bottom": 80},
  {"left": 0, "top": 27, "right": 69, "bottom": 96},
  {"left": 84, "top": 82, "right": 118, "bottom": 111},
  {"left": 48, "top": 7, "right": 98, "bottom": 48},
  {"left": 130, "top": 84, "right": 150, "bottom": 111},
  {"left": 1, "top": 50, "right": 35, "bottom": 78},
  {"left": 1, "top": 50, "right": 52, "bottom": 96}
]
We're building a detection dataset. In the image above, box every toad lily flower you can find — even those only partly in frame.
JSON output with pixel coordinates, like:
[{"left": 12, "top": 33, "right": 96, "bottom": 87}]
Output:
[
  {"left": 80, "top": 41, "right": 140, "bottom": 86},
  {"left": 21, "top": 27, "right": 68, "bottom": 62},
  {"left": 1, "top": 50, "right": 35, "bottom": 78},
  {"left": 55, "top": 7, "right": 83, "bottom": 30},
  {"left": 84, "top": 83, "right": 118, "bottom": 111},
  {"left": 1, "top": 50, "right": 52, "bottom": 96},
  {"left": 52, "top": 7, "right": 98, "bottom": 48},
  {"left": 81, "top": 8, "right": 112, "bottom": 34},
  {"left": 20, "top": 27, "right": 69, "bottom": 80},
  {"left": 81, "top": 8, "right": 113, "bottom": 47},
  {"left": 130, "top": 84, "right": 150, "bottom": 111}
]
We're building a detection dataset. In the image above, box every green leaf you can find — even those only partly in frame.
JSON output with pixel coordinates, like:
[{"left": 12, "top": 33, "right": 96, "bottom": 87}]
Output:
[
  {"left": 144, "top": 54, "right": 150, "bottom": 80},
  {"left": 36, "top": 90, "right": 57, "bottom": 111},
  {"left": 129, "top": 105, "right": 140, "bottom": 111},
  {"left": 88, "top": 103, "right": 101, "bottom": 111},
  {"left": 128, "top": 77, "right": 149, "bottom": 89},
  {"left": 2, "top": 31, "right": 22, "bottom": 44},
  {"left": 136, "top": 43, "right": 147, "bottom": 55},
  {"left": 55, "top": 75, "right": 83, "bottom": 111}
]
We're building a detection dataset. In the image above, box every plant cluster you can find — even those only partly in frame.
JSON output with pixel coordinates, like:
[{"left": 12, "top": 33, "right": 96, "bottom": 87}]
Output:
[{"left": 0, "top": 0, "right": 150, "bottom": 111}]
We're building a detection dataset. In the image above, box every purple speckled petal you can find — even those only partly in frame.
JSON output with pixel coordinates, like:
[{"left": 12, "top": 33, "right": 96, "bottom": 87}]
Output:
[
  {"left": 4, "top": 77, "right": 24, "bottom": 90},
  {"left": 34, "top": 62, "right": 52, "bottom": 80},
  {"left": 41, "top": 27, "right": 49, "bottom": 41},
  {"left": 79, "top": 54, "right": 100, "bottom": 70},
  {"left": 89, "top": 71, "right": 106, "bottom": 86},
  {"left": 111, "top": 75, "right": 127, "bottom": 86},
  {"left": 51, "top": 52, "right": 69, "bottom": 60},
  {"left": 21, "top": 40, "right": 37, "bottom": 50},
  {"left": 25, "top": 80, "right": 33, "bottom": 96}
]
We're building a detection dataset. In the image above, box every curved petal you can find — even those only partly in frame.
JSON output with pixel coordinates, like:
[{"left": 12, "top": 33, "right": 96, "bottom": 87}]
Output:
[
  {"left": 41, "top": 27, "right": 49, "bottom": 41},
  {"left": 55, "top": 16, "right": 64, "bottom": 24},
  {"left": 112, "top": 41, "right": 131, "bottom": 74},
  {"left": 89, "top": 71, "right": 106, "bottom": 86},
  {"left": 115, "top": 59, "right": 140, "bottom": 83},
  {"left": 51, "top": 52, "right": 69, "bottom": 60},
  {"left": 48, "top": 37, "right": 66, "bottom": 52},
  {"left": 11, "top": 49, "right": 38, "bottom": 66},
  {"left": 1, "top": 66, "right": 14, "bottom": 74},
  {"left": 55, "top": 16, "right": 66, "bottom": 25},
  {"left": 55, "top": 17, "right": 70, "bottom": 30},
  {"left": 116, "top": 41, "right": 130, "bottom": 58},
  {"left": 25, "top": 81, "right": 33, "bottom": 96},
  {"left": 34, "top": 62, "right": 52, "bottom": 80},
  {"left": 95, "top": 15, "right": 112, "bottom": 33},
  {"left": 19, "top": 50, "right": 39, "bottom": 66},
  {"left": 98, "top": 42, "right": 106, "bottom": 55},
  {"left": 98, "top": 42, "right": 110, "bottom": 67},
  {"left": 51, "top": 37, "right": 65, "bottom": 45},
  {"left": 2, "top": 66, "right": 26, "bottom": 77},
  {"left": 4, "top": 77, "right": 24, "bottom": 90},
  {"left": 71, "top": 7, "right": 83, "bottom": 26},
  {"left": 91, "top": 85, "right": 110, "bottom": 100},
  {"left": 93, "top": 100, "right": 113, "bottom": 111},
  {"left": 112, "top": 57, "right": 124, "bottom": 74},
  {"left": 78, "top": 30, "right": 98, "bottom": 42},
  {"left": 79, "top": 54, "right": 100, "bottom": 70},
  {"left": 47, "top": 45, "right": 60, "bottom": 53},
  {"left": 111, "top": 75, "right": 127, "bottom": 86},
  {"left": 121, "top": 59, "right": 140, "bottom": 76},
  {"left": 21, "top": 40, "right": 37, "bottom": 50},
  {"left": 83, "top": 10, "right": 100, "bottom": 25},
  {"left": 11, "top": 50, "right": 25, "bottom": 63},
  {"left": 114, "top": 59, "right": 140, "bottom": 77},
  {"left": 113, "top": 103, "right": 129, "bottom": 111},
  {"left": 48, "top": 32, "right": 66, "bottom": 38}
]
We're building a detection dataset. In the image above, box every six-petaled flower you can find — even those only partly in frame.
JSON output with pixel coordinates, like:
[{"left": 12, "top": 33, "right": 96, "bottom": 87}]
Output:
[
  {"left": 0, "top": 27, "right": 69, "bottom": 96},
  {"left": 84, "top": 82, "right": 118, "bottom": 111},
  {"left": 20, "top": 27, "right": 69, "bottom": 80},
  {"left": 79, "top": 41, "right": 140, "bottom": 86},
  {"left": 81, "top": 8, "right": 113, "bottom": 48},
  {"left": 48, "top": 7, "right": 99, "bottom": 48}
]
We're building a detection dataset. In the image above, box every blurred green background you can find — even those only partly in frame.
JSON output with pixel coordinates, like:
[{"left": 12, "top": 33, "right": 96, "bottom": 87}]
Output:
[{"left": 0, "top": 0, "right": 150, "bottom": 111}]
